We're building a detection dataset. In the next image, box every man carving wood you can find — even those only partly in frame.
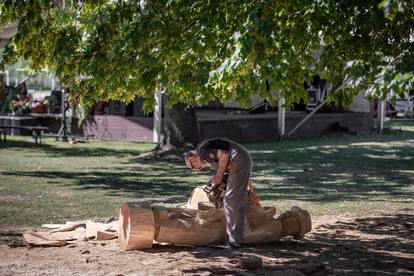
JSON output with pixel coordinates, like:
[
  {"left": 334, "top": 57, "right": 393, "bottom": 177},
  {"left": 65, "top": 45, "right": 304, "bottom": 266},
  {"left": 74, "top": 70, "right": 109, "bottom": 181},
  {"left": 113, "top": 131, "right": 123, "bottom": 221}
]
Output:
[{"left": 184, "top": 137, "right": 252, "bottom": 249}]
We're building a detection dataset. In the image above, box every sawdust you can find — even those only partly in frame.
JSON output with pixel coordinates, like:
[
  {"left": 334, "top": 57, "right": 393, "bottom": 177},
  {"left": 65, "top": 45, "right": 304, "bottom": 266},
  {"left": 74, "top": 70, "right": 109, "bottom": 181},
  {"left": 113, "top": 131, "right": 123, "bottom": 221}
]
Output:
[{"left": 1, "top": 211, "right": 413, "bottom": 275}]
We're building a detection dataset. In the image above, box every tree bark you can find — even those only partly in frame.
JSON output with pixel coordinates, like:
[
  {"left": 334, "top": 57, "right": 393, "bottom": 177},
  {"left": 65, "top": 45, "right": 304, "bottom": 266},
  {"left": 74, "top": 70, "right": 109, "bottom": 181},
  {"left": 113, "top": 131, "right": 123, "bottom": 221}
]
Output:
[
  {"left": 133, "top": 100, "right": 199, "bottom": 161},
  {"left": 0, "top": 75, "right": 6, "bottom": 102},
  {"left": 0, "top": 76, "right": 6, "bottom": 112},
  {"left": 163, "top": 102, "right": 199, "bottom": 149}
]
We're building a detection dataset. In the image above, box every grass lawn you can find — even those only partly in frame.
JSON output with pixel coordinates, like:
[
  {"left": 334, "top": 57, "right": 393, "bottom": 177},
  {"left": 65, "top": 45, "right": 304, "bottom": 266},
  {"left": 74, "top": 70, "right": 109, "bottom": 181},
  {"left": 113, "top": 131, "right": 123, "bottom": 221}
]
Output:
[{"left": 0, "top": 120, "right": 413, "bottom": 228}]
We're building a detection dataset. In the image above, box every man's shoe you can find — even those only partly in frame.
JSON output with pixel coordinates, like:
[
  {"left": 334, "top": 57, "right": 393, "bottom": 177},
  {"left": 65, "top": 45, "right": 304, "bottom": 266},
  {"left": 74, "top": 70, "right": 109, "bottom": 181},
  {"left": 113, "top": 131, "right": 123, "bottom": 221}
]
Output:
[
  {"left": 228, "top": 241, "right": 241, "bottom": 249},
  {"left": 211, "top": 241, "right": 241, "bottom": 250}
]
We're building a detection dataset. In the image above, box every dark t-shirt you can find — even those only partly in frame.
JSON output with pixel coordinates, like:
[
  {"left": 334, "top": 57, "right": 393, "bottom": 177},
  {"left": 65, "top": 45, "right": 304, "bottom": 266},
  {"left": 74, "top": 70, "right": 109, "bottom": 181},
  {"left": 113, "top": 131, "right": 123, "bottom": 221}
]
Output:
[
  {"left": 196, "top": 138, "right": 251, "bottom": 173},
  {"left": 196, "top": 138, "right": 230, "bottom": 163}
]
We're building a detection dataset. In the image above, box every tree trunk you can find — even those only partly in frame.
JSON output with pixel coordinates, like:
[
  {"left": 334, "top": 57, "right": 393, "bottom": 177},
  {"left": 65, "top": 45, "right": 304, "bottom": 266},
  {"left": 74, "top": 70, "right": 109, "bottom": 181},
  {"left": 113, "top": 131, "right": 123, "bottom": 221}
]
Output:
[
  {"left": 0, "top": 75, "right": 6, "bottom": 102},
  {"left": 133, "top": 100, "right": 199, "bottom": 161},
  {"left": 0, "top": 76, "right": 6, "bottom": 112},
  {"left": 163, "top": 101, "right": 199, "bottom": 149}
]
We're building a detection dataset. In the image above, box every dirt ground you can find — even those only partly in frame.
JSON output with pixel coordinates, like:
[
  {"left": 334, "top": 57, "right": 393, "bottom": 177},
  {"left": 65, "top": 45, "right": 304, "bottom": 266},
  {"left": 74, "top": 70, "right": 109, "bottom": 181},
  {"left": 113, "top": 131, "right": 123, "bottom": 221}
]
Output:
[{"left": 1, "top": 212, "right": 413, "bottom": 276}]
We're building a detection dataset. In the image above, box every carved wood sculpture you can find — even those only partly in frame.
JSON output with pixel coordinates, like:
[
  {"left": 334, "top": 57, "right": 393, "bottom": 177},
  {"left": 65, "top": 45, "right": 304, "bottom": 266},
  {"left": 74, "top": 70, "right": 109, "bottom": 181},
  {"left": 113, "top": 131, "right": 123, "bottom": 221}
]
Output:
[{"left": 119, "top": 194, "right": 312, "bottom": 250}]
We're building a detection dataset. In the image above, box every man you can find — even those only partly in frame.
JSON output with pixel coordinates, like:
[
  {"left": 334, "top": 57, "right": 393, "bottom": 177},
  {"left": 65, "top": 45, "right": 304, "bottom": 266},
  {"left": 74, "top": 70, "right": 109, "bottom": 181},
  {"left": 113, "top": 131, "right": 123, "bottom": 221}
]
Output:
[{"left": 184, "top": 137, "right": 252, "bottom": 249}]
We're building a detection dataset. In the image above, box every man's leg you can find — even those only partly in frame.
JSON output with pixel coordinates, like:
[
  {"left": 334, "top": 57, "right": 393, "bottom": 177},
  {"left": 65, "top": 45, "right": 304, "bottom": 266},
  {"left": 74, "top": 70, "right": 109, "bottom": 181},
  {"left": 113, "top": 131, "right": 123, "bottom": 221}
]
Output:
[{"left": 224, "top": 164, "right": 251, "bottom": 245}]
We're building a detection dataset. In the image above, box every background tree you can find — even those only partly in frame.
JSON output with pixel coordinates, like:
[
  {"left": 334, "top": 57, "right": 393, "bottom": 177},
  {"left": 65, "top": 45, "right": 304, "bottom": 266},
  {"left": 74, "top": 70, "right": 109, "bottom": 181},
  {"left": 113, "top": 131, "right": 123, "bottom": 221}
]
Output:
[{"left": 1, "top": 0, "right": 413, "bottom": 147}]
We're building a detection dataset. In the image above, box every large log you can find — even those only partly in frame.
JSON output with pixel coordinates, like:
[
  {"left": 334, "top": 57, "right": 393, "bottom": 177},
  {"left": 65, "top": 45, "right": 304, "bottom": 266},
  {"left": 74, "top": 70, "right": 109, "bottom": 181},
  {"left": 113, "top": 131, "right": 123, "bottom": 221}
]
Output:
[
  {"left": 155, "top": 206, "right": 226, "bottom": 246},
  {"left": 119, "top": 181, "right": 311, "bottom": 250},
  {"left": 119, "top": 202, "right": 312, "bottom": 250}
]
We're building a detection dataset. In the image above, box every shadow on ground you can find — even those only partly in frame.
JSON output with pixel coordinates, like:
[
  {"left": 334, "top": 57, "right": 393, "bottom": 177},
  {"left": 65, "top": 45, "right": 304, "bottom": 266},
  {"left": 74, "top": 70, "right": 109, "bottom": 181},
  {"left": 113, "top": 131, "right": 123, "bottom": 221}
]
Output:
[
  {"left": 150, "top": 212, "right": 414, "bottom": 275},
  {"left": 0, "top": 138, "right": 151, "bottom": 157},
  {"left": 1, "top": 162, "right": 197, "bottom": 204},
  {"left": 246, "top": 131, "right": 414, "bottom": 203}
]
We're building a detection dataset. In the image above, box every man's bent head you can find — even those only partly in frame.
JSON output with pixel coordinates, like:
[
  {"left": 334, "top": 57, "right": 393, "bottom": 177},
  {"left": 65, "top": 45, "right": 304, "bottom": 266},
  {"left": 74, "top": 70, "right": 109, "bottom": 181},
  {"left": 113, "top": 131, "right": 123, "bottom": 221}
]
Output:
[{"left": 184, "top": 150, "right": 204, "bottom": 171}]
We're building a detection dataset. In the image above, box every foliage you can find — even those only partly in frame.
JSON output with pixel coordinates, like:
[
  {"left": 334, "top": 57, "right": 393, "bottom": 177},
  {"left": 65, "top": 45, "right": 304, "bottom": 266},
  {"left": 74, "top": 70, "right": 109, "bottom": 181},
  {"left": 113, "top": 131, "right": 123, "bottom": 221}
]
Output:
[{"left": 0, "top": 0, "right": 413, "bottom": 111}]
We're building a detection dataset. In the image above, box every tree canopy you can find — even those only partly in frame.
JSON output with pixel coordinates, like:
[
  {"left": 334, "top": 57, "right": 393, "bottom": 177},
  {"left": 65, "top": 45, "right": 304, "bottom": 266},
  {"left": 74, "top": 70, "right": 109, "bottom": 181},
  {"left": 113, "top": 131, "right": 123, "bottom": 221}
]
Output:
[{"left": 1, "top": 0, "right": 413, "bottom": 111}]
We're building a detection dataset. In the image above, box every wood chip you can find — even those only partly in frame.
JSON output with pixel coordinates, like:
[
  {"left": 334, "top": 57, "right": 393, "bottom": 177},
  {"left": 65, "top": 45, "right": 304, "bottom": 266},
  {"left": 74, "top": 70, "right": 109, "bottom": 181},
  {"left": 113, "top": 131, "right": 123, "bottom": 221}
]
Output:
[
  {"left": 23, "top": 232, "right": 67, "bottom": 247},
  {"left": 49, "top": 224, "right": 76, "bottom": 234},
  {"left": 75, "top": 227, "right": 87, "bottom": 241},
  {"left": 49, "top": 231, "right": 77, "bottom": 241},
  {"left": 107, "top": 220, "right": 119, "bottom": 233},
  {"left": 96, "top": 230, "right": 117, "bottom": 241},
  {"left": 41, "top": 224, "right": 67, "bottom": 229},
  {"left": 85, "top": 222, "right": 112, "bottom": 239}
]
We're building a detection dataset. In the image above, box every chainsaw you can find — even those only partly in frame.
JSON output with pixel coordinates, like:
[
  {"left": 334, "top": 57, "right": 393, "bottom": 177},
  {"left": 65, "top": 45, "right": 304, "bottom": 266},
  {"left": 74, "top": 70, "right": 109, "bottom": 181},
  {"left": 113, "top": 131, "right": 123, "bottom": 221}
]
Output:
[
  {"left": 202, "top": 174, "right": 228, "bottom": 208},
  {"left": 202, "top": 174, "right": 262, "bottom": 209}
]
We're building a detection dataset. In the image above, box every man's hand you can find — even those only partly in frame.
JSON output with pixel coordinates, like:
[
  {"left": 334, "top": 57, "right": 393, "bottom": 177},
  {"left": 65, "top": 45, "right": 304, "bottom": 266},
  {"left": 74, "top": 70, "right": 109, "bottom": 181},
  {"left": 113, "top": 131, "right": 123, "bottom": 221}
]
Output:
[
  {"left": 211, "top": 175, "right": 222, "bottom": 188},
  {"left": 211, "top": 150, "right": 230, "bottom": 188}
]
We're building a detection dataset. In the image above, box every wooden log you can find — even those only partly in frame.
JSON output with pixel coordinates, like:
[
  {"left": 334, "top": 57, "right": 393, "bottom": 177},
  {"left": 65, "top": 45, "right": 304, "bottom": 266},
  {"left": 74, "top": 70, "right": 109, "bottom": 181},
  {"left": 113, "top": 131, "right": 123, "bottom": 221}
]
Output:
[
  {"left": 23, "top": 232, "right": 67, "bottom": 246},
  {"left": 277, "top": 206, "right": 312, "bottom": 239},
  {"left": 119, "top": 202, "right": 312, "bottom": 250},
  {"left": 186, "top": 187, "right": 210, "bottom": 209},
  {"left": 244, "top": 218, "right": 282, "bottom": 244},
  {"left": 118, "top": 202, "right": 155, "bottom": 250},
  {"left": 197, "top": 202, "right": 216, "bottom": 210},
  {"left": 156, "top": 207, "right": 226, "bottom": 246},
  {"left": 246, "top": 204, "right": 276, "bottom": 227}
]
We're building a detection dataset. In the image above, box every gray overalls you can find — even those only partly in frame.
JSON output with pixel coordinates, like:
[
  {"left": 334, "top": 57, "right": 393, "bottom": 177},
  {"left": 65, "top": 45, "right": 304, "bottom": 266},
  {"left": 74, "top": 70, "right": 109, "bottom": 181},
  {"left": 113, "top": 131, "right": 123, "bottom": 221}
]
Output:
[
  {"left": 198, "top": 138, "right": 252, "bottom": 245},
  {"left": 225, "top": 142, "right": 252, "bottom": 244}
]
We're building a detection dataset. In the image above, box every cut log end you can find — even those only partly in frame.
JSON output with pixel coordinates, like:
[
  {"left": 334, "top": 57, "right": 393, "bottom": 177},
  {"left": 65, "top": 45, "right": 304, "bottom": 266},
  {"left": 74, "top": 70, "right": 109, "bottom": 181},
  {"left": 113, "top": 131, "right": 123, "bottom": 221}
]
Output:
[{"left": 118, "top": 202, "right": 155, "bottom": 251}]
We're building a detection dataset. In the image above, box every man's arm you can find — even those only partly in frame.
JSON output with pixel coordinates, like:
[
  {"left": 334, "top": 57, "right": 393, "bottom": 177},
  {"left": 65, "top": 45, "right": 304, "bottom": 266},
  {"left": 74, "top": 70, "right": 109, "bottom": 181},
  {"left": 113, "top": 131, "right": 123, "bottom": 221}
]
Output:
[{"left": 211, "top": 150, "right": 230, "bottom": 187}]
